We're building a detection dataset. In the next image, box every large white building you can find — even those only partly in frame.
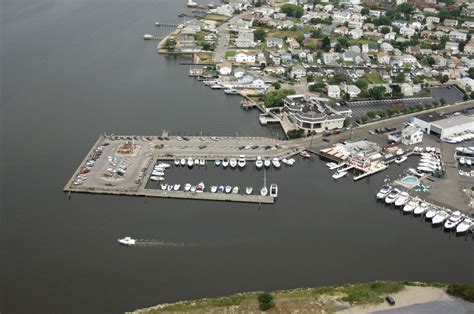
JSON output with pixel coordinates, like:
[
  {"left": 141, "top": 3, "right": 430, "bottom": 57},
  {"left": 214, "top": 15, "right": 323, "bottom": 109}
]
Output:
[
  {"left": 401, "top": 125, "right": 423, "bottom": 145},
  {"left": 411, "top": 112, "right": 474, "bottom": 139}
]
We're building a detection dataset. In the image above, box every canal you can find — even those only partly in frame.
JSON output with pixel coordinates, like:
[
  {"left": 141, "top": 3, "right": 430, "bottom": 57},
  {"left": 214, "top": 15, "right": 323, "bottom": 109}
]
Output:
[{"left": 2, "top": 0, "right": 473, "bottom": 313}]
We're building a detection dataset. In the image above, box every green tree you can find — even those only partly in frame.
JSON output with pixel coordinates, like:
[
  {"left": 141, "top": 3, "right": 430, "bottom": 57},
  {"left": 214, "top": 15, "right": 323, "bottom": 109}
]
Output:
[
  {"left": 355, "top": 78, "right": 369, "bottom": 91},
  {"left": 272, "top": 82, "right": 281, "bottom": 90},
  {"left": 439, "top": 74, "right": 449, "bottom": 83},
  {"left": 264, "top": 89, "right": 296, "bottom": 108},
  {"left": 394, "top": 72, "right": 405, "bottom": 83},
  {"left": 361, "top": 7, "right": 370, "bottom": 15},
  {"left": 368, "top": 86, "right": 386, "bottom": 99},
  {"left": 468, "top": 67, "right": 474, "bottom": 79},
  {"left": 426, "top": 56, "right": 435, "bottom": 66},
  {"left": 380, "top": 26, "right": 391, "bottom": 34},
  {"left": 322, "top": 36, "right": 331, "bottom": 51},
  {"left": 164, "top": 38, "right": 176, "bottom": 50},
  {"left": 366, "top": 111, "right": 377, "bottom": 119},
  {"left": 254, "top": 29, "right": 266, "bottom": 42},
  {"left": 397, "top": 3, "right": 414, "bottom": 15},
  {"left": 258, "top": 293, "right": 275, "bottom": 311},
  {"left": 280, "top": 3, "right": 304, "bottom": 18}
]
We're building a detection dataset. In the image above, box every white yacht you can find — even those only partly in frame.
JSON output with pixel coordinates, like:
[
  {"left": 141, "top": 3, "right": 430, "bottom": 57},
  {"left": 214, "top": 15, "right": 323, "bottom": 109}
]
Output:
[
  {"left": 157, "top": 163, "right": 170, "bottom": 169},
  {"left": 218, "top": 185, "right": 225, "bottom": 193},
  {"left": 425, "top": 207, "right": 439, "bottom": 220},
  {"left": 395, "top": 156, "right": 407, "bottom": 164},
  {"left": 245, "top": 187, "right": 253, "bottom": 195},
  {"left": 264, "top": 159, "right": 271, "bottom": 168},
  {"left": 432, "top": 210, "right": 450, "bottom": 225},
  {"left": 118, "top": 237, "right": 136, "bottom": 246},
  {"left": 187, "top": 158, "right": 194, "bottom": 167},
  {"left": 238, "top": 155, "right": 246, "bottom": 168},
  {"left": 394, "top": 192, "right": 410, "bottom": 207},
  {"left": 180, "top": 158, "right": 186, "bottom": 166},
  {"left": 229, "top": 158, "right": 237, "bottom": 168},
  {"left": 215, "top": 160, "right": 221, "bottom": 166},
  {"left": 417, "top": 166, "right": 435, "bottom": 173},
  {"left": 260, "top": 186, "right": 268, "bottom": 196},
  {"left": 459, "top": 157, "right": 466, "bottom": 165},
  {"left": 152, "top": 171, "right": 165, "bottom": 176},
  {"left": 269, "top": 184, "right": 278, "bottom": 197},
  {"left": 332, "top": 170, "right": 347, "bottom": 179},
  {"left": 174, "top": 160, "right": 180, "bottom": 166},
  {"left": 444, "top": 211, "right": 463, "bottom": 230},
  {"left": 194, "top": 158, "right": 199, "bottom": 166},
  {"left": 161, "top": 183, "right": 168, "bottom": 190},
  {"left": 385, "top": 189, "right": 400, "bottom": 204},
  {"left": 199, "top": 159, "right": 205, "bottom": 166},
  {"left": 255, "top": 156, "right": 263, "bottom": 169},
  {"left": 167, "top": 184, "right": 174, "bottom": 191},
  {"left": 190, "top": 185, "right": 197, "bottom": 193},
  {"left": 272, "top": 158, "right": 280, "bottom": 168},
  {"left": 396, "top": 149, "right": 404, "bottom": 156},
  {"left": 184, "top": 183, "right": 191, "bottom": 192},
  {"left": 173, "top": 184, "right": 180, "bottom": 191},
  {"left": 211, "top": 186, "right": 218, "bottom": 193},
  {"left": 456, "top": 218, "right": 473, "bottom": 234},
  {"left": 467, "top": 159, "right": 472, "bottom": 166},
  {"left": 150, "top": 176, "right": 164, "bottom": 181},
  {"left": 196, "top": 182, "right": 205, "bottom": 193},
  {"left": 403, "top": 199, "right": 418, "bottom": 213},
  {"left": 376, "top": 185, "right": 392, "bottom": 199},
  {"left": 413, "top": 202, "right": 429, "bottom": 215},
  {"left": 222, "top": 159, "right": 229, "bottom": 168},
  {"left": 225, "top": 185, "right": 232, "bottom": 193},
  {"left": 232, "top": 186, "right": 239, "bottom": 194}
]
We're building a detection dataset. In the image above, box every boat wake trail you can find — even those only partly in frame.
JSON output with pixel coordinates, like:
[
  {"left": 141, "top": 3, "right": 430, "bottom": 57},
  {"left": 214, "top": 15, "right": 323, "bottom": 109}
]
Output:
[{"left": 134, "top": 239, "right": 196, "bottom": 247}]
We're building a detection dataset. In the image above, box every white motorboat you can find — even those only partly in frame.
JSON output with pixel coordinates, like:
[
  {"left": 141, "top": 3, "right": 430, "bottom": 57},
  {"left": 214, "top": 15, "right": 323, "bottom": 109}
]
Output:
[
  {"left": 245, "top": 187, "right": 253, "bottom": 195},
  {"left": 232, "top": 186, "right": 239, "bottom": 194},
  {"left": 180, "top": 159, "right": 186, "bottom": 166},
  {"left": 425, "top": 207, "right": 439, "bottom": 219},
  {"left": 418, "top": 163, "right": 440, "bottom": 170},
  {"left": 190, "top": 185, "right": 196, "bottom": 193},
  {"left": 272, "top": 157, "right": 280, "bottom": 168},
  {"left": 157, "top": 163, "right": 170, "bottom": 169},
  {"left": 161, "top": 183, "right": 168, "bottom": 190},
  {"left": 300, "top": 151, "right": 311, "bottom": 158},
  {"left": 150, "top": 176, "right": 163, "bottom": 181},
  {"left": 260, "top": 186, "right": 268, "bottom": 196},
  {"left": 395, "top": 156, "right": 407, "bottom": 164},
  {"left": 196, "top": 182, "right": 205, "bottom": 193},
  {"left": 238, "top": 155, "right": 246, "bottom": 168},
  {"left": 194, "top": 158, "right": 199, "bottom": 166},
  {"left": 222, "top": 159, "right": 229, "bottom": 168},
  {"left": 444, "top": 211, "right": 463, "bottom": 230},
  {"left": 376, "top": 185, "right": 392, "bottom": 199},
  {"left": 215, "top": 160, "right": 221, "bottom": 166},
  {"left": 417, "top": 166, "right": 435, "bottom": 173},
  {"left": 229, "top": 158, "right": 237, "bottom": 168},
  {"left": 199, "top": 159, "right": 205, "bottom": 166},
  {"left": 403, "top": 199, "right": 418, "bottom": 213},
  {"left": 187, "top": 158, "right": 194, "bottom": 167},
  {"left": 287, "top": 158, "right": 296, "bottom": 165},
  {"left": 152, "top": 171, "right": 165, "bottom": 176},
  {"left": 269, "top": 184, "right": 278, "bottom": 197},
  {"left": 167, "top": 184, "right": 174, "bottom": 191},
  {"left": 211, "top": 186, "right": 218, "bottom": 193},
  {"left": 459, "top": 157, "right": 466, "bottom": 165},
  {"left": 256, "top": 156, "right": 263, "bottom": 169},
  {"left": 225, "top": 185, "right": 232, "bottom": 193},
  {"left": 174, "top": 160, "right": 180, "bottom": 166},
  {"left": 118, "top": 237, "right": 136, "bottom": 246},
  {"left": 394, "top": 192, "right": 410, "bottom": 207},
  {"left": 396, "top": 149, "right": 404, "bottom": 156},
  {"left": 432, "top": 210, "right": 450, "bottom": 225},
  {"left": 467, "top": 159, "right": 472, "bottom": 166},
  {"left": 385, "top": 189, "right": 400, "bottom": 204},
  {"left": 332, "top": 170, "right": 347, "bottom": 179},
  {"left": 173, "top": 184, "right": 180, "bottom": 191},
  {"left": 456, "top": 218, "right": 473, "bottom": 234},
  {"left": 282, "top": 158, "right": 290, "bottom": 165},
  {"left": 218, "top": 185, "right": 225, "bottom": 193},
  {"left": 184, "top": 183, "right": 191, "bottom": 192},
  {"left": 414, "top": 202, "right": 429, "bottom": 215},
  {"left": 264, "top": 159, "right": 271, "bottom": 168}
]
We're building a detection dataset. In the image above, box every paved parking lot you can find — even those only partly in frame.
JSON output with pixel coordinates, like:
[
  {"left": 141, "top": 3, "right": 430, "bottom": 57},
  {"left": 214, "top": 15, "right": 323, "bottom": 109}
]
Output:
[{"left": 346, "top": 97, "right": 434, "bottom": 117}]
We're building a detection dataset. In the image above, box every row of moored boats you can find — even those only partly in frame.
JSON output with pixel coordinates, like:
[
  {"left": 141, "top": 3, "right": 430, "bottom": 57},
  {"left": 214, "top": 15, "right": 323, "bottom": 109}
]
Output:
[
  {"left": 150, "top": 162, "right": 171, "bottom": 182},
  {"left": 173, "top": 156, "right": 296, "bottom": 169},
  {"left": 376, "top": 185, "right": 473, "bottom": 234},
  {"left": 160, "top": 181, "right": 278, "bottom": 197}
]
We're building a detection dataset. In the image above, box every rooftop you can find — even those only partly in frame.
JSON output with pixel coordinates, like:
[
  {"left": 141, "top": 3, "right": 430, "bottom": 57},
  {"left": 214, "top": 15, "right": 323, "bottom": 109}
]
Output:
[
  {"left": 431, "top": 115, "right": 474, "bottom": 129},
  {"left": 414, "top": 112, "right": 445, "bottom": 123}
]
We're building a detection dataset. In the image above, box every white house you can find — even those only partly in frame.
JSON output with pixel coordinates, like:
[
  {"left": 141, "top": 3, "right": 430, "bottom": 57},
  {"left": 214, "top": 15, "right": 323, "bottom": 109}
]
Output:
[
  {"left": 400, "top": 83, "right": 413, "bottom": 96},
  {"left": 349, "top": 28, "right": 363, "bottom": 39},
  {"left": 328, "top": 85, "right": 341, "bottom": 98},
  {"left": 449, "top": 30, "right": 468, "bottom": 42},
  {"left": 399, "top": 26, "right": 416, "bottom": 38},
  {"left": 235, "top": 51, "right": 256, "bottom": 63},
  {"left": 217, "top": 62, "right": 232, "bottom": 75},
  {"left": 401, "top": 125, "right": 423, "bottom": 145},
  {"left": 266, "top": 37, "right": 283, "bottom": 49},
  {"left": 346, "top": 85, "right": 361, "bottom": 98}
]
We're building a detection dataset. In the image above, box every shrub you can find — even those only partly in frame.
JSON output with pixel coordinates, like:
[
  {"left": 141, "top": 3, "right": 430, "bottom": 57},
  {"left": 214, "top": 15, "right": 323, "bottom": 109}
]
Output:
[
  {"left": 447, "top": 283, "right": 474, "bottom": 302},
  {"left": 257, "top": 293, "right": 275, "bottom": 311}
]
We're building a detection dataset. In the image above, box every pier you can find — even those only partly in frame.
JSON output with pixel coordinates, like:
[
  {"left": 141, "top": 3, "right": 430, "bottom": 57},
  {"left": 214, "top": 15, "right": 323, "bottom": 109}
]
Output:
[{"left": 155, "top": 22, "right": 179, "bottom": 27}]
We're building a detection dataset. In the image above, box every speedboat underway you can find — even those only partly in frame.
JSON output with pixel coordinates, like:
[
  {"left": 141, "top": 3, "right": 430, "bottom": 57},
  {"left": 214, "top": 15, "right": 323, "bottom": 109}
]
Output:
[
  {"left": 196, "top": 182, "right": 205, "bottom": 193},
  {"left": 230, "top": 158, "right": 237, "bottom": 168},
  {"left": 225, "top": 185, "right": 232, "bottom": 194},
  {"left": 256, "top": 156, "right": 263, "bottom": 169},
  {"left": 264, "top": 159, "right": 271, "bottom": 168},
  {"left": 385, "top": 189, "right": 400, "bottom": 204},
  {"left": 394, "top": 192, "right": 410, "bottom": 207},
  {"left": 272, "top": 158, "right": 280, "bottom": 168},
  {"left": 260, "top": 185, "right": 268, "bottom": 196},
  {"left": 432, "top": 210, "right": 450, "bottom": 225},
  {"left": 245, "top": 187, "right": 253, "bottom": 195},
  {"left": 414, "top": 202, "right": 429, "bottom": 215},
  {"left": 222, "top": 159, "right": 229, "bottom": 168},
  {"left": 444, "top": 211, "right": 463, "bottom": 230},
  {"left": 118, "top": 237, "right": 136, "bottom": 246},
  {"left": 425, "top": 206, "right": 439, "bottom": 219},
  {"left": 332, "top": 170, "right": 347, "bottom": 179},
  {"left": 270, "top": 184, "right": 278, "bottom": 197},
  {"left": 403, "top": 199, "right": 418, "bottom": 213},
  {"left": 238, "top": 155, "right": 246, "bottom": 168},
  {"left": 211, "top": 186, "right": 218, "bottom": 193},
  {"left": 456, "top": 218, "right": 473, "bottom": 234},
  {"left": 376, "top": 185, "right": 392, "bottom": 199}
]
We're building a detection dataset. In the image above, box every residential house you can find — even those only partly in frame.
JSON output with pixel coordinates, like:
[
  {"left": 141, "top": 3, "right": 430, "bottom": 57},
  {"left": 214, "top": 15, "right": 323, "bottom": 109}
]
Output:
[
  {"left": 348, "top": 20, "right": 363, "bottom": 29},
  {"left": 286, "top": 37, "right": 300, "bottom": 50},
  {"left": 400, "top": 83, "right": 413, "bottom": 96},
  {"left": 444, "top": 19, "right": 458, "bottom": 27},
  {"left": 464, "top": 41, "right": 474, "bottom": 55},
  {"left": 323, "top": 52, "right": 340, "bottom": 65},
  {"left": 235, "top": 51, "right": 256, "bottom": 63},
  {"left": 328, "top": 85, "right": 341, "bottom": 98},
  {"left": 362, "top": 43, "right": 378, "bottom": 53},
  {"left": 333, "top": 10, "right": 352, "bottom": 23},
  {"left": 349, "top": 28, "right": 363, "bottom": 39},
  {"left": 266, "top": 37, "right": 283, "bottom": 49},
  {"left": 334, "top": 26, "right": 349, "bottom": 36},
  {"left": 401, "top": 125, "right": 423, "bottom": 145},
  {"left": 346, "top": 85, "right": 361, "bottom": 98},
  {"left": 291, "top": 66, "right": 306, "bottom": 79},
  {"left": 445, "top": 42, "right": 460, "bottom": 54},
  {"left": 377, "top": 51, "right": 391, "bottom": 64},
  {"left": 235, "top": 29, "right": 256, "bottom": 48},
  {"left": 449, "top": 30, "right": 468, "bottom": 42},
  {"left": 399, "top": 26, "right": 416, "bottom": 38},
  {"left": 217, "top": 62, "right": 232, "bottom": 75},
  {"left": 380, "top": 42, "right": 394, "bottom": 52}
]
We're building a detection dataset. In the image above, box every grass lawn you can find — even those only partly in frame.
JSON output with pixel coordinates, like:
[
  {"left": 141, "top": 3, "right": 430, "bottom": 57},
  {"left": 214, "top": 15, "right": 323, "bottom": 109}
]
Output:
[
  {"left": 225, "top": 50, "right": 236, "bottom": 58},
  {"left": 204, "top": 14, "right": 231, "bottom": 22},
  {"left": 365, "top": 72, "right": 384, "bottom": 84},
  {"left": 195, "top": 51, "right": 213, "bottom": 64},
  {"left": 267, "top": 28, "right": 311, "bottom": 39},
  {"left": 348, "top": 38, "right": 378, "bottom": 45}
]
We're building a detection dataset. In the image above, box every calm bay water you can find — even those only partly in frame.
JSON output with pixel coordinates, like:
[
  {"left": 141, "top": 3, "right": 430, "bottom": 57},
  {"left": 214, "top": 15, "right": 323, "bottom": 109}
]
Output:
[{"left": 2, "top": 1, "right": 473, "bottom": 313}]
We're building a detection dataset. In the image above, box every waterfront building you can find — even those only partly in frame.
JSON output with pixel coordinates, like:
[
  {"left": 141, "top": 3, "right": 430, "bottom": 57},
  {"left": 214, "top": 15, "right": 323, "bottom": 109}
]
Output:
[
  {"left": 411, "top": 112, "right": 474, "bottom": 139},
  {"left": 401, "top": 125, "right": 423, "bottom": 145}
]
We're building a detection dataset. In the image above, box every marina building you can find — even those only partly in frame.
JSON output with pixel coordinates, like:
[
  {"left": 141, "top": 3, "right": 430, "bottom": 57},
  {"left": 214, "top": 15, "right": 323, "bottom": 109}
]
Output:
[
  {"left": 411, "top": 112, "right": 474, "bottom": 139},
  {"left": 401, "top": 125, "right": 423, "bottom": 145}
]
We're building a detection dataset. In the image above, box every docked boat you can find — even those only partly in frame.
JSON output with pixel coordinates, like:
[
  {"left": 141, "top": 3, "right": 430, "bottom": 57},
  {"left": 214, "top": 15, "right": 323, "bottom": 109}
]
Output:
[
  {"left": 394, "top": 192, "right": 410, "bottom": 207},
  {"left": 396, "top": 149, "right": 404, "bottom": 156},
  {"left": 425, "top": 207, "right": 439, "bottom": 219},
  {"left": 214, "top": 160, "right": 221, "bottom": 166},
  {"left": 272, "top": 158, "right": 280, "bottom": 168},
  {"left": 194, "top": 158, "right": 199, "bottom": 166},
  {"left": 152, "top": 171, "right": 165, "bottom": 176},
  {"left": 174, "top": 160, "right": 180, "bottom": 166},
  {"left": 245, "top": 187, "right": 253, "bottom": 195},
  {"left": 376, "top": 184, "right": 392, "bottom": 199},
  {"left": 218, "top": 185, "right": 225, "bottom": 193},
  {"left": 300, "top": 151, "right": 311, "bottom": 158},
  {"left": 173, "top": 184, "right": 180, "bottom": 191},
  {"left": 260, "top": 186, "right": 268, "bottom": 196},
  {"left": 232, "top": 186, "right": 239, "bottom": 194},
  {"left": 395, "top": 156, "right": 407, "bottom": 164},
  {"left": 269, "top": 183, "right": 278, "bottom": 197},
  {"left": 332, "top": 170, "right": 347, "bottom": 179},
  {"left": 459, "top": 157, "right": 466, "bottom": 165},
  {"left": 222, "top": 159, "right": 229, "bottom": 168},
  {"left": 385, "top": 189, "right": 400, "bottom": 204},
  {"left": 256, "top": 156, "right": 263, "bottom": 169},
  {"left": 199, "top": 159, "right": 205, "bottom": 166},
  {"left": 211, "top": 186, "right": 218, "bottom": 193},
  {"left": 190, "top": 185, "right": 197, "bottom": 193},
  {"left": 456, "top": 218, "right": 473, "bottom": 234},
  {"left": 157, "top": 163, "right": 170, "bottom": 169},
  {"left": 195, "top": 182, "right": 205, "bottom": 193},
  {"left": 118, "top": 237, "right": 136, "bottom": 246},
  {"left": 184, "top": 183, "right": 191, "bottom": 192},
  {"left": 150, "top": 176, "right": 164, "bottom": 181},
  {"left": 403, "top": 199, "right": 418, "bottom": 213},
  {"left": 264, "top": 159, "right": 271, "bottom": 168},
  {"left": 224, "top": 89, "right": 239, "bottom": 95},
  {"left": 444, "top": 211, "right": 463, "bottom": 230},
  {"left": 432, "top": 210, "right": 450, "bottom": 225},
  {"left": 187, "top": 158, "right": 194, "bottom": 167},
  {"left": 287, "top": 158, "right": 296, "bottom": 165},
  {"left": 161, "top": 183, "right": 168, "bottom": 190},
  {"left": 167, "top": 184, "right": 174, "bottom": 191},
  {"left": 211, "top": 84, "right": 224, "bottom": 89},
  {"left": 417, "top": 166, "right": 435, "bottom": 173},
  {"left": 238, "top": 155, "right": 246, "bottom": 168},
  {"left": 180, "top": 158, "right": 186, "bottom": 166},
  {"left": 225, "top": 185, "right": 232, "bottom": 193},
  {"left": 467, "top": 159, "right": 472, "bottom": 166},
  {"left": 229, "top": 158, "right": 237, "bottom": 168},
  {"left": 414, "top": 202, "right": 429, "bottom": 215}
]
